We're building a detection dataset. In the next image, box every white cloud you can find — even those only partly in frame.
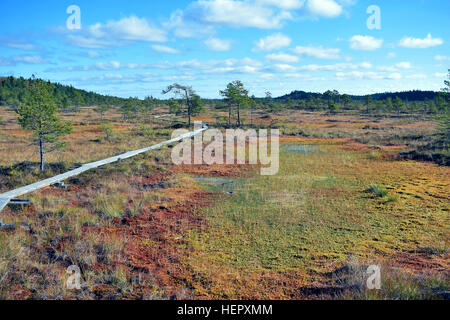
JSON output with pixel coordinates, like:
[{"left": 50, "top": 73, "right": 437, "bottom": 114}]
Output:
[
  {"left": 387, "top": 73, "right": 402, "bottom": 80},
  {"left": 336, "top": 71, "right": 402, "bottom": 80},
  {"left": 266, "top": 52, "right": 299, "bottom": 63},
  {"left": 291, "top": 45, "right": 340, "bottom": 59},
  {"left": 164, "top": 9, "right": 215, "bottom": 38},
  {"left": 187, "top": 0, "right": 292, "bottom": 29},
  {"left": 299, "top": 62, "right": 372, "bottom": 72},
  {"left": 151, "top": 57, "right": 263, "bottom": 75},
  {"left": 435, "top": 55, "right": 450, "bottom": 61},
  {"left": 435, "top": 73, "right": 446, "bottom": 78},
  {"left": 398, "top": 34, "right": 443, "bottom": 48},
  {"left": 102, "top": 16, "right": 166, "bottom": 42},
  {"left": 15, "top": 56, "right": 47, "bottom": 64},
  {"left": 67, "top": 15, "right": 167, "bottom": 48},
  {"left": 45, "top": 61, "right": 149, "bottom": 72},
  {"left": 406, "top": 74, "right": 427, "bottom": 79},
  {"left": 270, "top": 63, "right": 298, "bottom": 72},
  {"left": 110, "top": 61, "right": 121, "bottom": 69},
  {"left": 395, "top": 62, "right": 411, "bottom": 69},
  {"left": 306, "top": 0, "right": 342, "bottom": 18},
  {"left": 164, "top": 0, "right": 353, "bottom": 39},
  {"left": 283, "top": 73, "right": 323, "bottom": 80},
  {"left": 377, "top": 62, "right": 411, "bottom": 72},
  {"left": 254, "top": 33, "right": 291, "bottom": 51},
  {"left": 0, "top": 55, "right": 47, "bottom": 66},
  {"left": 152, "top": 44, "right": 180, "bottom": 54},
  {"left": 256, "top": 0, "right": 305, "bottom": 10},
  {"left": 260, "top": 73, "right": 275, "bottom": 79},
  {"left": 204, "top": 38, "right": 232, "bottom": 51},
  {"left": 377, "top": 66, "right": 397, "bottom": 72},
  {"left": 349, "top": 35, "right": 383, "bottom": 51},
  {"left": 0, "top": 41, "right": 37, "bottom": 51},
  {"left": 336, "top": 71, "right": 381, "bottom": 80}
]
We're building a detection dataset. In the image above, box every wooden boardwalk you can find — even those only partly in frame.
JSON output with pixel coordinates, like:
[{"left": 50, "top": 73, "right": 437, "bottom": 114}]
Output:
[{"left": 0, "top": 117, "right": 207, "bottom": 226}]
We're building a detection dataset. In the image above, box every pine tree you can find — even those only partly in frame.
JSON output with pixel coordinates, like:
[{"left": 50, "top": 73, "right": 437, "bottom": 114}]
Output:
[
  {"left": 162, "top": 84, "right": 198, "bottom": 126},
  {"left": 16, "top": 80, "right": 72, "bottom": 171}
]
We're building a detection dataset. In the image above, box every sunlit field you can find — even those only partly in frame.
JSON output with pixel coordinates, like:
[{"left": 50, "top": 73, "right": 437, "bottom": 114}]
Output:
[{"left": 0, "top": 105, "right": 448, "bottom": 299}]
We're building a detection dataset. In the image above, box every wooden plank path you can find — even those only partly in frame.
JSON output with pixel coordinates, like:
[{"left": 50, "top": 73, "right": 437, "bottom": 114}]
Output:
[{"left": 0, "top": 116, "right": 207, "bottom": 226}]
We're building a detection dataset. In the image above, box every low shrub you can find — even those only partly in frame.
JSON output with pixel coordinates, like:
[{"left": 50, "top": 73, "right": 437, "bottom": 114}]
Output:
[
  {"left": 366, "top": 184, "right": 388, "bottom": 198},
  {"left": 100, "top": 124, "right": 115, "bottom": 142}
]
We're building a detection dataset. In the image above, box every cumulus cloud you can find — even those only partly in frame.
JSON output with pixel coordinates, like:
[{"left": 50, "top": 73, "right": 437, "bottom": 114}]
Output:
[
  {"left": 152, "top": 45, "right": 180, "bottom": 54},
  {"left": 204, "top": 38, "right": 232, "bottom": 51},
  {"left": 161, "top": 0, "right": 354, "bottom": 41},
  {"left": 66, "top": 15, "right": 167, "bottom": 48},
  {"left": 291, "top": 45, "right": 340, "bottom": 59},
  {"left": 164, "top": 9, "right": 216, "bottom": 38},
  {"left": 266, "top": 52, "right": 299, "bottom": 63},
  {"left": 349, "top": 35, "right": 383, "bottom": 51},
  {"left": 306, "top": 0, "right": 342, "bottom": 17},
  {"left": 268, "top": 63, "right": 298, "bottom": 72},
  {"left": 254, "top": 33, "right": 291, "bottom": 51},
  {"left": 186, "top": 0, "right": 292, "bottom": 29},
  {"left": 398, "top": 34, "right": 443, "bottom": 48}
]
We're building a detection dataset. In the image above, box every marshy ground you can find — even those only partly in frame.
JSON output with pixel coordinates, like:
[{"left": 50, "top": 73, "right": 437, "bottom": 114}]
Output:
[{"left": 0, "top": 106, "right": 448, "bottom": 299}]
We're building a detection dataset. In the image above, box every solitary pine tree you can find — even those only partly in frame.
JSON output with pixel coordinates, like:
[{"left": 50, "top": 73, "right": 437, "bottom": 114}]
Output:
[
  {"left": 16, "top": 79, "right": 72, "bottom": 171},
  {"left": 220, "top": 81, "right": 249, "bottom": 127},
  {"left": 162, "top": 84, "right": 197, "bottom": 126},
  {"left": 231, "top": 81, "right": 249, "bottom": 126}
]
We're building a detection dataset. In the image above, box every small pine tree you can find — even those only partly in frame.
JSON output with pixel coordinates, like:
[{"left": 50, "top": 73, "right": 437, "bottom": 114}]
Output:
[
  {"left": 168, "top": 99, "right": 181, "bottom": 115},
  {"left": 190, "top": 94, "right": 204, "bottom": 116},
  {"left": 16, "top": 79, "right": 72, "bottom": 171},
  {"left": 393, "top": 97, "right": 405, "bottom": 114},
  {"left": 328, "top": 101, "right": 339, "bottom": 114},
  {"left": 94, "top": 104, "right": 110, "bottom": 121}
]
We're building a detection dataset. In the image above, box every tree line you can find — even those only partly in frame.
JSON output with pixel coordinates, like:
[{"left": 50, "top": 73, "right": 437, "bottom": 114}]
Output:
[
  {"left": 4, "top": 71, "right": 449, "bottom": 172},
  {"left": 274, "top": 89, "right": 448, "bottom": 115},
  {"left": 0, "top": 76, "right": 130, "bottom": 111}
]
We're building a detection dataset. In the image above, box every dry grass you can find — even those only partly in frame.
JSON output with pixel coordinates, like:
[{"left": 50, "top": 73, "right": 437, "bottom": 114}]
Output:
[{"left": 0, "top": 106, "right": 448, "bottom": 300}]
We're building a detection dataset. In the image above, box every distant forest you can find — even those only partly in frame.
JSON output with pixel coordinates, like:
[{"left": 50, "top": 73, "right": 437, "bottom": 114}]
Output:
[
  {"left": 277, "top": 90, "right": 441, "bottom": 102},
  {"left": 0, "top": 76, "right": 132, "bottom": 111},
  {"left": 0, "top": 76, "right": 448, "bottom": 116}
]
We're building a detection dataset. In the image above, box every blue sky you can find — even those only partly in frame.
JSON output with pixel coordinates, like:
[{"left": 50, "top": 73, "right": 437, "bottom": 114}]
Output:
[{"left": 0, "top": 0, "right": 449, "bottom": 98}]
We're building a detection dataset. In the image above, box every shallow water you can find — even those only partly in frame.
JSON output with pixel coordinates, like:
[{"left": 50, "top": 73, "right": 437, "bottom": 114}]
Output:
[
  {"left": 283, "top": 144, "right": 319, "bottom": 154},
  {"left": 193, "top": 177, "right": 235, "bottom": 193}
]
